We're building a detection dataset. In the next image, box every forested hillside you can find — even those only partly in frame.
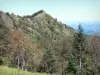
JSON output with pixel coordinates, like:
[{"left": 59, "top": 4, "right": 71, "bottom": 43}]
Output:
[
  {"left": 0, "top": 10, "right": 100, "bottom": 75},
  {"left": 0, "top": 10, "right": 74, "bottom": 74}
]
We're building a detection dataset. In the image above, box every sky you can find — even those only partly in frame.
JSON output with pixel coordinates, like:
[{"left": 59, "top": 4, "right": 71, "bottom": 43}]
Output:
[{"left": 0, "top": 0, "right": 100, "bottom": 22}]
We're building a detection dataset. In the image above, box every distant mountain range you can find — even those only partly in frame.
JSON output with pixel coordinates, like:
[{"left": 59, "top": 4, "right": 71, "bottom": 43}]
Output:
[{"left": 66, "top": 21, "right": 100, "bottom": 35}]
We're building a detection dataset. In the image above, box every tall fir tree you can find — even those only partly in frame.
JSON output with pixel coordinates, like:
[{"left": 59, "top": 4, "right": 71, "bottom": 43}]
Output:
[
  {"left": 68, "top": 24, "right": 86, "bottom": 75},
  {"left": 74, "top": 24, "right": 85, "bottom": 74}
]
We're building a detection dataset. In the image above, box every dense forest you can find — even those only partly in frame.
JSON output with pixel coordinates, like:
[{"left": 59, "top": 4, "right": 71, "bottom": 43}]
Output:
[{"left": 0, "top": 10, "right": 100, "bottom": 75}]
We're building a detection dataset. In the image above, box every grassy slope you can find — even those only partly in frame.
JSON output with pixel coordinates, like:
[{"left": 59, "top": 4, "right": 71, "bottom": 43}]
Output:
[{"left": 0, "top": 66, "right": 47, "bottom": 75}]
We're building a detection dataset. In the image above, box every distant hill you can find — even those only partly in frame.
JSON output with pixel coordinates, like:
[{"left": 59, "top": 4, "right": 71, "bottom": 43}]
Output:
[{"left": 66, "top": 21, "right": 100, "bottom": 35}]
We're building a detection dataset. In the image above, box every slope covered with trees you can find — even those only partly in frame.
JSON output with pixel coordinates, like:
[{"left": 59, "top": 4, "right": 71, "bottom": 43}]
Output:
[
  {"left": 0, "top": 10, "right": 100, "bottom": 75},
  {"left": 0, "top": 10, "right": 74, "bottom": 74}
]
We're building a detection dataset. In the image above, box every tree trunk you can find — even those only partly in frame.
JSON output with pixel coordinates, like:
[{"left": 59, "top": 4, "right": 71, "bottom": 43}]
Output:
[
  {"left": 79, "top": 46, "right": 82, "bottom": 73},
  {"left": 61, "top": 60, "right": 64, "bottom": 75},
  {"left": 22, "top": 57, "right": 25, "bottom": 70},
  {"left": 17, "top": 57, "right": 20, "bottom": 69},
  {"left": 79, "top": 58, "right": 82, "bottom": 71}
]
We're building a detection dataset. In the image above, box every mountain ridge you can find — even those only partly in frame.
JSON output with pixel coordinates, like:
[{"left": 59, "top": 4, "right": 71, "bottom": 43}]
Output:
[
  {"left": 0, "top": 10, "right": 74, "bottom": 37},
  {"left": 0, "top": 10, "right": 100, "bottom": 74},
  {"left": 0, "top": 10, "right": 75, "bottom": 73}
]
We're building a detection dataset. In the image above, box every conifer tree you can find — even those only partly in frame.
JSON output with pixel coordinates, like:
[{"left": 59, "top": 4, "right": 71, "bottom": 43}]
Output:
[
  {"left": 74, "top": 24, "right": 85, "bottom": 74},
  {"left": 68, "top": 24, "right": 86, "bottom": 75}
]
